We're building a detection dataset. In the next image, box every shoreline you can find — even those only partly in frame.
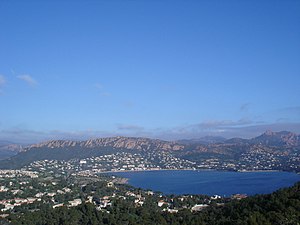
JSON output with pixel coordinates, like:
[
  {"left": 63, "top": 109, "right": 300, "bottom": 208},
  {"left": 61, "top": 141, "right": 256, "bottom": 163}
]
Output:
[
  {"left": 101, "top": 168, "right": 214, "bottom": 174},
  {"left": 101, "top": 169, "right": 300, "bottom": 197},
  {"left": 99, "top": 168, "right": 294, "bottom": 174}
]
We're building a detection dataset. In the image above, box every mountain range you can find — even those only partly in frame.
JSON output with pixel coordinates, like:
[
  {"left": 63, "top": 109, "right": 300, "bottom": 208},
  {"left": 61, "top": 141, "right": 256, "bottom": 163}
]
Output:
[
  {"left": 0, "top": 130, "right": 299, "bottom": 172},
  {"left": 0, "top": 141, "right": 23, "bottom": 160}
]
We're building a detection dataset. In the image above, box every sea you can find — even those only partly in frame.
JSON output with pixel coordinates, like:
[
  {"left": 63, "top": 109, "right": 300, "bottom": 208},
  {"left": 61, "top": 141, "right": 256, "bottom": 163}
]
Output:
[{"left": 108, "top": 170, "right": 300, "bottom": 196}]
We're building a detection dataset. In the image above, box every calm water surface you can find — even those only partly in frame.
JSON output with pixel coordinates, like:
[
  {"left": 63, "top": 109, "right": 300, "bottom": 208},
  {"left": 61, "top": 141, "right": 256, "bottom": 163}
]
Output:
[{"left": 109, "top": 170, "right": 300, "bottom": 196}]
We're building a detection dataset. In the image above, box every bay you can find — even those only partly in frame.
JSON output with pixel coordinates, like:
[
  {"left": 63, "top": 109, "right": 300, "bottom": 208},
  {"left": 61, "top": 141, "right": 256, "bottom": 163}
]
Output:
[{"left": 109, "top": 170, "right": 300, "bottom": 196}]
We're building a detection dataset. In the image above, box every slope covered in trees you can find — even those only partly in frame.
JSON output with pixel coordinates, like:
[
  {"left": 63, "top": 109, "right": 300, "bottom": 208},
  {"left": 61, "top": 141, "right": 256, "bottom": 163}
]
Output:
[{"left": 3, "top": 182, "right": 299, "bottom": 225}]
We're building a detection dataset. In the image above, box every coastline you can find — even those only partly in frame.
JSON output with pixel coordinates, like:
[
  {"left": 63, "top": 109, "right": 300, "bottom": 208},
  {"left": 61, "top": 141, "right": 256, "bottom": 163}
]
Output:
[
  {"left": 101, "top": 168, "right": 299, "bottom": 186},
  {"left": 99, "top": 168, "right": 295, "bottom": 174},
  {"left": 101, "top": 169, "right": 300, "bottom": 196},
  {"left": 237, "top": 169, "right": 281, "bottom": 173}
]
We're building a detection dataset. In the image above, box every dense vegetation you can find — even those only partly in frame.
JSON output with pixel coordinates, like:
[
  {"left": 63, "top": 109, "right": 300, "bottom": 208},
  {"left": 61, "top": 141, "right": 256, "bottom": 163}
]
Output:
[{"left": 2, "top": 182, "right": 299, "bottom": 225}]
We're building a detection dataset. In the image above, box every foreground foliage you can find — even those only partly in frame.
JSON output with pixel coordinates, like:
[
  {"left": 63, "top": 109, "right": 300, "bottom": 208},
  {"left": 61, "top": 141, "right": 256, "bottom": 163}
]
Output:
[{"left": 1, "top": 182, "right": 299, "bottom": 225}]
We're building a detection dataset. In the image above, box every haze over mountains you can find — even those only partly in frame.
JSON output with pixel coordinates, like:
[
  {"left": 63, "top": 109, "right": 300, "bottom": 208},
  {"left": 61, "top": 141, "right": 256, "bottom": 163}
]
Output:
[{"left": 0, "top": 141, "right": 23, "bottom": 160}]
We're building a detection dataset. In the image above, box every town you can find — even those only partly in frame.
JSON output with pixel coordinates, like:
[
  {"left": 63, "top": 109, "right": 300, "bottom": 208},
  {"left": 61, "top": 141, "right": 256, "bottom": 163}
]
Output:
[
  {"left": 0, "top": 142, "right": 299, "bottom": 222},
  {"left": 0, "top": 147, "right": 298, "bottom": 224},
  {"left": 23, "top": 151, "right": 197, "bottom": 174},
  {"left": 0, "top": 167, "right": 236, "bottom": 221}
]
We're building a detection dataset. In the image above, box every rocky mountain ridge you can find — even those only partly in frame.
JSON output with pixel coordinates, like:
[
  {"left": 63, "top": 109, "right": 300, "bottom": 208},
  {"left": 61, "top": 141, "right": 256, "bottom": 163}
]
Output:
[
  {"left": 251, "top": 130, "right": 300, "bottom": 146},
  {"left": 24, "top": 131, "right": 300, "bottom": 152},
  {"left": 1, "top": 131, "right": 299, "bottom": 172},
  {"left": 26, "top": 136, "right": 185, "bottom": 151}
]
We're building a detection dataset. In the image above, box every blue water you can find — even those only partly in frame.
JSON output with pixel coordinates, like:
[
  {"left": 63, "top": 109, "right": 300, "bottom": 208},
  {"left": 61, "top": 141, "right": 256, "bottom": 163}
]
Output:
[{"left": 109, "top": 170, "right": 300, "bottom": 196}]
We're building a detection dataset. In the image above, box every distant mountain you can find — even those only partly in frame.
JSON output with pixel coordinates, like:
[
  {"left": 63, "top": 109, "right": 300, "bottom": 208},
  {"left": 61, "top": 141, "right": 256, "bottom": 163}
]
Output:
[
  {"left": 177, "top": 136, "right": 227, "bottom": 145},
  {"left": 178, "top": 131, "right": 300, "bottom": 147},
  {"left": 0, "top": 131, "right": 299, "bottom": 172},
  {"left": 0, "top": 137, "right": 185, "bottom": 169},
  {"left": 0, "top": 141, "right": 23, "bottom": 160},
  {"left": 26, "top": 136, "right": 184, "bottom": 151},
  {"left": 251, "top": 130, "right": 300, "bottom": 147},
  {"left": 14, "top": 131, "right": 300, "bottom": 154},
  {"left": 0, "top": 140, "right": 14, "bottom": 146},
  {"left": 224, "top": 137, "right": 248, "bottom": 144}
]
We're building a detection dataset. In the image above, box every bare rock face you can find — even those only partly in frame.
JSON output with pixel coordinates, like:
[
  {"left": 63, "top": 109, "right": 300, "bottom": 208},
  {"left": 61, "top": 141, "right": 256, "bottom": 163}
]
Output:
[
  {"left": 264, "top": 130, "right": 275, "bottom": 136},
  {"left": 29, "top": 140, "right": 78, "bottom": 149},
  {"left": 23, "top": 131, "right": 300, "bottom": 155},
  {"left": 252, "top": 130, "right": 300, "bottom": 147},
  {"left": 280, "top": 132, "right": 299, "bottom": 146},
  {"left": 26, "top": 136, "right": 185, "bottom": 152}
]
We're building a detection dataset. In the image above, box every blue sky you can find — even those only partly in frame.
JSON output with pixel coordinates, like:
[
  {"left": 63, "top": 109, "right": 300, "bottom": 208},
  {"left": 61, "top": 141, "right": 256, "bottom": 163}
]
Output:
[{"left": 0, "top": 0, "right": 299, "bottom": 143}]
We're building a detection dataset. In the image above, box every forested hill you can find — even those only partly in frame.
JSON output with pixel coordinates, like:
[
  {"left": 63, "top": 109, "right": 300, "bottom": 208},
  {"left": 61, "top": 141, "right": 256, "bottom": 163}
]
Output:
[{"left": 3, "top": 182, "right": 300, "bottom": 225}]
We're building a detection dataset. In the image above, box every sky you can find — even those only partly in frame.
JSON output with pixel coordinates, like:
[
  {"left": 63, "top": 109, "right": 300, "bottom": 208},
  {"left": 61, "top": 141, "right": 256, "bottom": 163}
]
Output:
[{"left": 0, "top": 0, "right": 300, "bottom": 143}]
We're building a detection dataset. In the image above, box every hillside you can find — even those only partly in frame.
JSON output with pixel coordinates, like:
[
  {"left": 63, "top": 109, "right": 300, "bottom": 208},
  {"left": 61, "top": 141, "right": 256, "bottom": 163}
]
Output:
[
  {"left": 26, "top": 136, "right": 184, "bottom": 151},
  {"left": 0, "top": 131, "right": 299, "bottom": 172},
  {"left": 3, "top": 181, "right": 300, "bottom": 225},
  {"left": 251, "top": 130, "right": 300, "bottom": 146},
  {"left": 0, "top": 141, "right": 23, "bottom": 160}
]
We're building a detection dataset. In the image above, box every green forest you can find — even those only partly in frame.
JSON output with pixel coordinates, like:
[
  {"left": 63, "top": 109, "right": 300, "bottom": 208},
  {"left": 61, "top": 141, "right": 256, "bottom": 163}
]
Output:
[{"left": 2, "top": 182, "right": 299, "bottom": 225}]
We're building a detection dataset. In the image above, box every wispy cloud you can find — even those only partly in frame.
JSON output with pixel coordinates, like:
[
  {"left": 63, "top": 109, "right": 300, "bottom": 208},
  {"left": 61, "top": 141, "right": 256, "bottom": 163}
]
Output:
[
  {"left": 279, "top": 106, "right": 300, "bottom": 114},
  {"left": 155, "top": 120, "right": 300, "bottom": 140},
  {"left": 17, "top": 74, "right": 38, "bottom": 86},
  {"left": 240, "top": 103, "right": 250, "bottom": 112},
  {"left": 197, "top": 118, "right": 255, "bottom": 129},
  {"left": 276, "top": 118, "right": 289, "bottom": 123},
  {"left": 122, "top": 101, "right": 135, "bottom": 108},
  {"left": 94, "top": 83, "right": 103, "bottom": 89},
  {"left": 100, "top": 92, "right": 111, "bottom": 97},
  {"left": 221, "top": 122, "right": 300, "bottom": 139},
  {"left": 94, "top": 83, "right": 111, "bottom": 97},
  {"left": 0, "top": 128, "right": 119, "bottom": 144},
  {"left": 0, "top": 75, "right": 5, "bottom": 86},
  {"left": 0, "top": 75, "right": 6, "bottom": 95},
  {"left": 151, "top": 118, "right": 264, "bottom": 140},
  {"left": 117, "top": 124, "right": 144, "bottom": 131}
]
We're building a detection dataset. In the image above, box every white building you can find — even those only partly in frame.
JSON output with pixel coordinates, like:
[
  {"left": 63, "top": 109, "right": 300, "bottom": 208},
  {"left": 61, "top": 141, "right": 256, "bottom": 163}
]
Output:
[{"left": 68, "top": 199, "right": 82, "bottom": 207}]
